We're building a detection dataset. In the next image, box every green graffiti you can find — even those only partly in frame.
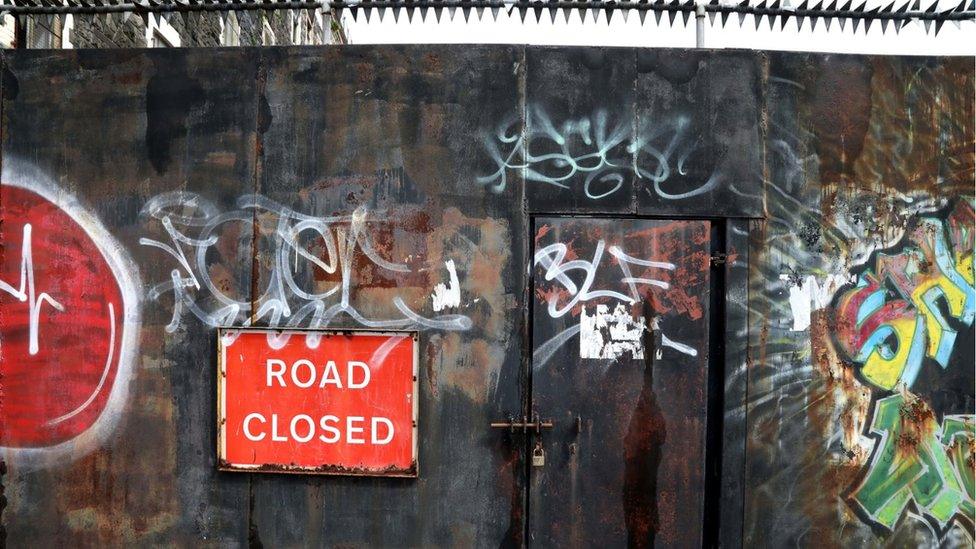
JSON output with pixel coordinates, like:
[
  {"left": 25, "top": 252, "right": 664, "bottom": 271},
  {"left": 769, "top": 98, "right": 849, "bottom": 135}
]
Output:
[
  {"left": 850, "top": 393, "right": 975, "bottom": 532},
  {"left": 943, "top": 417, "right": 976, "bottom": 521}
]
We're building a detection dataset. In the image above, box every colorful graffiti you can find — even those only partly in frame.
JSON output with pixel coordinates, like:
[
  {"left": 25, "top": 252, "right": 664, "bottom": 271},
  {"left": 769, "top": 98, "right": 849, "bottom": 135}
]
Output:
[
  {"left": 832, "top": 199, "right": 975, "bottom": 391},
  {"left": 849, "top": 393, "right": 974, "bottom": 534},
  {"left": 0, "top": 158, "right": 142, "bottom": 469},
  {"left": 829, "top": 199, "right": 975, "bottom": 535}
]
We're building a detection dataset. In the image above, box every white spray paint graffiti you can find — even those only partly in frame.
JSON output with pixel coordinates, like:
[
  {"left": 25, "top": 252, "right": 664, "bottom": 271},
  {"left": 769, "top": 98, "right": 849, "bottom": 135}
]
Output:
[
  {"left": 661, "top": 332, "right": 699, "bottom": 357},
  {"left": 478, "top": 106, "right": 722, "bottom": 200},
  {"left": 534, "top": 239, "right": 673, "bottom": 318},
  {"left": 0, "top": 223, "right": 67, "bottom": 355},
  {"left": 47, "top": 302, "right": 117, "bottom": 426},
  {"left": 531, "top": 238, "right": 698, "bottom": 369},
  {"left": 140, "top": 192, "right": 472, "bottom": 348},
  {"left": 431, "top": 260, "right": 461, "bottom": 312},
  {"left": 646, "top": 315, "right": 700, "bottom": 359}
]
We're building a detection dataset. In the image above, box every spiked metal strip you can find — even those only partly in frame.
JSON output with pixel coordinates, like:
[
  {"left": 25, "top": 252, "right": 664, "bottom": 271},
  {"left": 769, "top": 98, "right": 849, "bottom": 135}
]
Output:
[{"left": 1, "top": 0, "right": 973, "bottom": 34}]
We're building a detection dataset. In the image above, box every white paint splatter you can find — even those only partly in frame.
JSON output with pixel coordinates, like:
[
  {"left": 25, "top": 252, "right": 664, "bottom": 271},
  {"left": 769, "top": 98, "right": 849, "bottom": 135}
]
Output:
[
  {"left": 432, "top": 260, "right": 461, "bottom": 312},
  {"left": 780, "top": 273, "right": 854, "bottom": 331},
  {"left": 579, "top": 303, "right": 645, "bottom": 360}
]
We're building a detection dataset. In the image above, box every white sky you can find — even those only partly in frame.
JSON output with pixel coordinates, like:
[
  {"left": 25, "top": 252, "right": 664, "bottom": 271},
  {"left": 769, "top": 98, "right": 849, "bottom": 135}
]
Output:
[{"left": 340, "top": 0, "right": 975, "bottom": 55}]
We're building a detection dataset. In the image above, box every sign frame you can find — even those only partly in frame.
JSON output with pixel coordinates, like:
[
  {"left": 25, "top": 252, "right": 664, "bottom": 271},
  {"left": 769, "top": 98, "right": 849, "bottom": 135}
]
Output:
[{"left": 216, "top": 327, "right": 420, "bottom": 477}]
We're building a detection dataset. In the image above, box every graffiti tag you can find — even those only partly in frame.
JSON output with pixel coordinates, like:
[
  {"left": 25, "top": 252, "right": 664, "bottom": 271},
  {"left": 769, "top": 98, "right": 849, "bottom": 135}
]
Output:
[
  {"left": 140, "top": 192, "right": 472, "bottom": 348},
  {"left": 832, "top": 200, "right": 975, "bottom": 391},
  {"left": 534, "top": 239, "right": 674, "bottom": 318},
  {"left": 532, "top": 228, "right": 704, "bottom": 368},
  {"left": 850, "top": 393, "right": 974, "bottom": 534},
  {"left": 478, "top": 106, "right": 721, "bottom": 200}
]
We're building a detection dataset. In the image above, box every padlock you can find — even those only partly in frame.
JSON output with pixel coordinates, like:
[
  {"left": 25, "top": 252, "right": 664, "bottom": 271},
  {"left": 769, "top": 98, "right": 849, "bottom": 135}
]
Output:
[{"left": 532, "top": 444, "right": 545, "bottom": 467}]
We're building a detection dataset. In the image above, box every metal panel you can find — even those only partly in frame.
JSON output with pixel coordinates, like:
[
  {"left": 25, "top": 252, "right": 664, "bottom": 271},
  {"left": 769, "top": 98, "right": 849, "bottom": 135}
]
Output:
[
  {"left": 1, "top": 49, "right": 256, "bottom": 545},
  {"left": 522, "top": 47, "right": 637, "bottom": 214},
  {"left": 719, "top": 218, "right": 750, "bottom": 549},
  {"left": 634, "top": 50, "right": 765, "bottom": 218},
  {"left": 515, "top": 48, "right": 765, "bottom": 219},
  {"left": 247, "top": 45, "right": 528, "bottom": 547},
  {"left": 1, "top": 46, "right": 971, "bottom": 548},
  {"left": 528, "top": 217, "right": 711, "bottom": 547},
  {"left": 745, "top": 53, "right": 976, "bottom": 547}
]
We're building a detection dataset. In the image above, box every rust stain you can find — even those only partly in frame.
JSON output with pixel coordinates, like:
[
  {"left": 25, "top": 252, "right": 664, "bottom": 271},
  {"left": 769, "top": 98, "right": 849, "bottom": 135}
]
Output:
[
  {"left": 725, "top": 246, "right": 739, "bottom": 267},
  {"left": 426, "top": 207, "right": 513, "bottom": 338},
  {"left": 423, "top": 335, "right": 443, "bottom": 398},
  {"left": 797, "top": 310, "right": 873, "bottom": 534},
  {"left": 621, "top": 305, "right": 666, "bottom": 548},
  {"left": 894, "top": 391, "right": 936, "bottom": 459},
  {"left": 218, "top": 458, "right": 417, "bottom": 477},
  {"left": 534, "top": 223, "right": 553, "bottom": 243},
  {"left": 112, "top": 71, "right": 143, "bottom": 86},
  {"left": 812, "top": 311, "right": 871, "bottom": 463},
  {"left": 442, "top": 339, "right": 493, "bottom": 404},
  {"left": 52, "top": 365, "right": 180, "bottom": 545}
]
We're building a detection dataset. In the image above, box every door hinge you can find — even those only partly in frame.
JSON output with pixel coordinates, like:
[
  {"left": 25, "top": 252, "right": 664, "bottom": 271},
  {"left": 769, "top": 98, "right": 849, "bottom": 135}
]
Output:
[{"left": 710, "top": 252, "right": 728, "bottom": 266}]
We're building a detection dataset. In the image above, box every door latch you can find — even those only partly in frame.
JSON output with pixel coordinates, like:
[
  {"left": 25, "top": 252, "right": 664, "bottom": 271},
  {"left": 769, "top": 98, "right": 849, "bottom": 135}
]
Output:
[{"left": 490, "top": 412, "right": 554, "bottom": 434}]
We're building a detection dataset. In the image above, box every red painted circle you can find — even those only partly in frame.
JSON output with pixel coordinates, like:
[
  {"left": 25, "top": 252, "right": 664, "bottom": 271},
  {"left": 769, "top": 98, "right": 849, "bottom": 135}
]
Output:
[{"left": 1, "top": 185, "right": 125, "bottom": 447}]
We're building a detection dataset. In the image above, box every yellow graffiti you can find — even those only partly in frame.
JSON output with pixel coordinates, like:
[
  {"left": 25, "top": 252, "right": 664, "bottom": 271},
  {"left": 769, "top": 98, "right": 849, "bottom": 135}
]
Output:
[
  {"left": 912, "top": 274, "right": 968, "bottom": 364},
  {"left": 832, "top": 200, "right": 976, "bottom": 392},
  {"left": 859, "top": 316, "right": 924, "bottom": 391}
]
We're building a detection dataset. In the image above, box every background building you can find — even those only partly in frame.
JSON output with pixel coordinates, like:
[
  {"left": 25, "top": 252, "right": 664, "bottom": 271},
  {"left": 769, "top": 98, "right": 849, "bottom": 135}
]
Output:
[{"left": 1, "top": 4, "right": 345, "bottom": 48}]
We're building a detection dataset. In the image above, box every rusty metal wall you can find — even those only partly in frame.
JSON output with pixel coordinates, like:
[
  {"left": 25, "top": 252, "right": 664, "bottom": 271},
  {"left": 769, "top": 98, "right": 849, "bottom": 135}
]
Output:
[
  {"left": 743, "top": 54, "right": 975, "bottom": 547},
  {"left": 0, "top": 47, "right": 972, "bottom": 547}
]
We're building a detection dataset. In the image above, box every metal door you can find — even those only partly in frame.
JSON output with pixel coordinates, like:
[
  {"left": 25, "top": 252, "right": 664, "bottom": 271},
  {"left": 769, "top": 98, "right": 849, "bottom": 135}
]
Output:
[{"left": 528, "top": 217, "right": 712, "bottom": 547}]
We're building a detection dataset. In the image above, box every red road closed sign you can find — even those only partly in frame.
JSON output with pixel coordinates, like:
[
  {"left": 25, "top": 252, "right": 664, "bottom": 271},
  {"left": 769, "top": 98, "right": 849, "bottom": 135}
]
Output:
[{"left": 218, "top": 329, "right": 419, "bottom": 476}]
